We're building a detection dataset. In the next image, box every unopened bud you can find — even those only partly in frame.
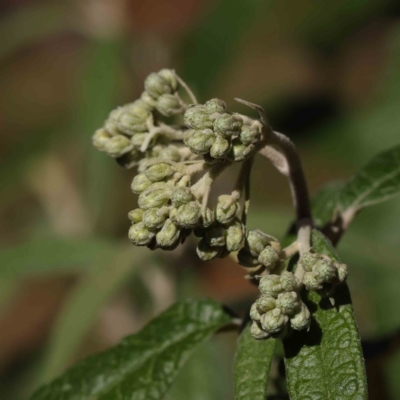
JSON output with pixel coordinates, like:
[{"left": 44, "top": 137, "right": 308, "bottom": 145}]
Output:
[
  {"left": 205, "top": 226, "right": 226, "bottom": 247},
  {"left": 157, "top": 145, "right": 181, "bottom": 162},
  {"left": 303, "top": 272, "right": 323, "bottom": 291},
  {"left": 247, "top": 230, "right": 275, "bottom": 257},
  {"left": 261, "top": 308, "right": 289, "bottom": 335},
  {"left": 156, "top": 94, "right": 184, "bottom": 117},
  {"left": 258, "top": 246, "right": 280, "bottom": 269},
  {"left": 312, "top": 259, "right": 337, "bottom": 284},
  {"left": 140, "top": 91, "right": 157, "bottom": 109},
  {"left": 158, "top": 69, "right": 178, "bottom": 92},
  {"left": 250, "top": 303, "right": 261, "bottom": 322},
  {"left": 142, "top": 208, "right": 168, "bottom": 231},
  {"left": 290, "top": 303, "right": 311, "bottom": 331},
  {"left": 131, "top": 173, "right": 153, "bottom": 194},
  {"left": 204, "top": 98, "right": 227, "bottom": 114},
  {"left": 225, "top": 222, "right": 245, "bottom": 252},
  {"left": 171, "top": 187, "right": 194, "bottom": 207},
  {"left": 131, "top": 133, "right": 148, "bottom": 148},
  {"left": 144, "top": 72, "right": 173, "bottom": 99},
  {"left": 228, "top": 139, "right": 254, "bottom": 162},
  {"left": 128, "top": 208, "right": 144, "bottom": 223},
  {"left": 259, "top": 275, "right": 283, "bottom": 297},
  {"left": 300, "top": 251, "right": 321, "bottom": 272},
  {"left": 175, "top": 201, "right": 201, "bottom": 228},
  {"left": 156, "top": 219, "right": 180, "bottom": 248},
  {"left": 250, "top": 322, "right": 270, "bottom": 340},
  {"left": 186, "top": 129, "right": 215, "bottom": 154},
  {"left": 210, "top": 135, "right": 231, "bottom": 159},
  {"left": 215, "top": 195, "right": 240, "bottom": 225},
  {"left": 92, "top": 128, "right": 111, "bottom": 151},
  {"left": 256, "top": 295, "right": 276, "bottom": 313},
  {"left": 280, "top": 271, "right": 299, "bottom": 292},
  {"left": 104, "top": 135, "right": 132, "bottom": 157},
  {"left": 202, "top": 208, "right": 215, "bottom": 228},
  {"left": 276, "top": 291, "right": 300, "bottom": 316},
  {"left": 214, "top": 114, "right": 242, "bottom": 138},
  {"left": 144, "top": 162, "right": 174, "bottom": 182},
  {"left": 336, "top": 263, "right": 348, "bottom": 283},
  {"left": 128, "top": 222, "right": 155, "bottom": 246},
  {"left": 184, "top": 106, "right": 213, "bottom": 129},
  {"left": 239, "top": 123, "right": 261, "bottom": 145},
  {"left": 118, "top": 102, "right": 150, "bottom": 134},
  {"left": 105, "top": 107, "right": 124, "bottom": 136},
  {"left": 138, "top": 182, "right": 172, "bottom": 209},
  {"left": 196, "top": 238, "right": 221, "bottom": 261}
]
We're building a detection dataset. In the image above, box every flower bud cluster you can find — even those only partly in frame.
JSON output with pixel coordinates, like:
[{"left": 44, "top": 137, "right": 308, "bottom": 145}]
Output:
[
  {"left": 250, "top": 271, "right": 311, "bottom": 340},
  {"left": 237, "top": 230, "right": 282, "bottom": 275},
  {"left": 183, "top": 99, "right": 262, "bottom": 163},
  {"left": 92, "top": 69, "right": 186, "bottom": 168},
  {"left": 299, "top": 251, "right": 348, "bottom": 295}
]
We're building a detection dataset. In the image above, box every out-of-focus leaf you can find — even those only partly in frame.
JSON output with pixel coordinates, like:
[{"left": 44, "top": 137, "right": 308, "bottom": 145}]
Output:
[
  {"left": 37, "top": 246, "right": 147, "bottom": 384},
  {"left": 284, "top": 230, "right": 367, "bottom": 400},
  {"left": 338, "top": 145, "right": 400, "bottom": 218},
  {"left": 182, "top": 0, "right": 270, "bottom": 97},
  {"left": 311, "top": 181, "right": 343, "bottom": 227},
  {"left": 31, "top": 299, "right": 233, "bottom": 400},
  {"left": 234, "top": 322, "right": 276, "bottom": 400}
]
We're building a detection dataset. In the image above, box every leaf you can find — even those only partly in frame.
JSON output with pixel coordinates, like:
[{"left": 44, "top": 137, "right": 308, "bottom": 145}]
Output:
[
  {"left": 338, "top": 144, "right": 400, "bottom": 218},
  {"left": 311, "top": 181, "right": 343, "bottom": 227},
  {"left": 283, "top": 230, "right": 368, "bottom": 400},
  {"left": 37, "top": 246, "right": 148, "bottom": 384},
  {"left": 234, "top": 322, "right": 276, "bottom": 400},
  {"left": 30, "top": 298, "right": 233, "bottom": 400}
]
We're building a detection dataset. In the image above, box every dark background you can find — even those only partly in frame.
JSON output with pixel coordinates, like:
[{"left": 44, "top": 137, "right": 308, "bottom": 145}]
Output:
[{"left": 1, "top": 0, "right": 400, "bottom": 398}]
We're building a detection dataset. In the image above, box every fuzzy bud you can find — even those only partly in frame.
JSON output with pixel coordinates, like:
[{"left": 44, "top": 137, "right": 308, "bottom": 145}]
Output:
[
  {"left": 290, "top": 303, "right": 311, "bottom": 331},
  {"left": 104, "top": 107, "right": 124, "bottom": 136},
  {"left": 202, "top": 208, "right": 215, "bottom": 228},
  {"left": 261, "top": 308, "right": 289, "bottom": 335},
  {"left": 128, "top": 209, "right": 144, "bottom": 223},
  {"left": 256, "top": 295, "right": 276, "bottom": 313},
  {"left": 118, "top": 102, "right": 150, "bottom": 134},
  {"left": 225, "top": 223, "right": 245, "bottom": 252},
  {"left": 246, "top": 230, "right": 275, "bottom": 257},
  {"left": 93, "top": 128, "right": 112, "bottom": 151},
  {"left": 240, "top": 123, "right": 261, "bottom": 145},
  {"left": 214, "top": 114, "right": 242, "bottom": 138},
  {"left": 131, "top": 173, "right": 153, "bottom": 194},
  {"left": 204, "top": 98, "right": 227, "bottom": 114},
  {"left": 259, "top": 275, "right": 283, "bottom": 297},
  {"left": 156, "top": 219, "right": 180, "bottom": 248},
  {"left": 184, "top": 106, "right": 213, "bottom": 130},
  {"left": 312, "top": 259, "right": 337, "bottom": 284},
  {"left": 276, "top": 291, "right": 301, "bottom": 316},
  {"left": 175, "top": 201, "right": 201, "bottom": 228},
  {"left": 138, "top": 183, "right": 172, "bottom": 210},
  {"left": 210, "top": 135, "right": 231, "bottom": 159},
  {"left": 171, "top": 187, "right": 194, "bottom": 207},
  {"left": 157, "top": 145, "right": 181, "bottom": 162},
  {"left": 186, "top": 129, "right": 215, "bottom": 154},
  {"left": 215, "top": 195, "right": 240, "bottom": 225},
  {"left": 336, "top": 263, "right": 348, "bottom": 283},
  {"left": 196, "top": 238, "right": 221, "bottom": 261},
  {"left": 144, "top": 73, "right": 173, "bottom": 99},
  {"left": 128, "top": 222, "right": 155, "bottom": 246},
  {"left": 280, "top": 271, "right": 299, "bottom": 292},
  {"left": 156, "top": 94, "right": 184, "bottom": 117},
  {"left": 131, "top": 133, "right": 148, "bottom": 148},
  {"left": 300, "top": 252, "right": 321, "bottom": 272},
  {"left": 228, "top": 140, "right": 254, "bottom": 162},
  {"left": 250, "top": 322, "right": 270, "bottom": 340},
  {"left": 303, "top": 272, "right": 323, "bottom": 291},
  {"left": 205, "top": 226, "right": 226, "bottom": 247},
  {"left": 158, "top": 69, "right": 178, "bottom": 92},
  {"left": 144, "top": 162, "right": 174, "bottom": 182},
  {"left": 250, "top": 303, "right": 261, "bottom": 322},
  {"left": 140, "top": 91, "right": 157, "bottom": 109},
  {"left": 258, "top": 246, "right": 280, "bottom": 269},
  {"left": 104, "top": 135, "right": 132, "bottom": 157},
  {"left": 142, "top": 208, "right": 168, "bottom": 231}
]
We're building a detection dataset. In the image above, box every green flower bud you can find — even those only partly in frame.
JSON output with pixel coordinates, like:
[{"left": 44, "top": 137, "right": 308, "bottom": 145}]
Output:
[
  {"left": 184, "top": 106, "right": 213, "bottom": 129},
  {"left": 175, "top": 201, "right": 201, "bottom": 228},
  {"left": 131, "top": 133, "right": 148, "bottom": 148},
  {"left": 239, "top": 123, "right": 261, "bottom": 145},
  {"left": 183, "top": 129, "right": 195, "bottom": 145},
  {"left": 336, "top": 263, "right": 348, "bottom": 283},
  {"left": 303, "top": 271, "right": 323, "bottom": 291},
  {"left": 312, "top": 259, "right": 337, "bottom": 284},
  {"left": 138, "top": 182, "right": 172, "bottom": 209},
  {"left": 92, "top": 128, "right": 112, "bottom": 151},
  {"left": 237, "top": 249, "right": 260, "bottom": 267},
  {"left": 210, "top": 135, "right": 231, "bottom": 159},
  {"left": 250, "top": 303, "right": 261, "bottom": 322},
  {"left": 105, "top": 107, "right": 124, "bottom": 136},
  {"left": 290, "top": 303, "right": 311, "bottom": 331},
  {"left": 299, "top": 251, "right": 321, "bottom": 272},
  {"left": 215, "top": 195, "right": 240, "bottom": 225},
  {"left": 128, "top": 222, "right": 155, "bottom": 246},
  {"left": 280, "top": 271, "right": 299, "bottom": 292},
  {"left": 204, "top": 98, "right": 227, "bottom": 114},
  {"left": 228, "top": 139, "right": 254, "bottom": 162},
  {"left": 144, "top": 162, "right": 174, "bottom": 182},
  {"left": 256, "top": 295, "right": 276, "bottom": 313},
  {"left": 259, "top": 275, "right": 283, "bottom": 297},
  {"left": 157, "top": 145, "right": 182, "bottom": 162},
  {"left": 158, "top": 69, "right": 178, "bottom": 92},
  {"left": 246, "top": 230, "right": 274, "bottom": 257},
  {"left": 250, "top": 322, "right": 270, "bottom": 340},
  {"left": 118, "top": 102, "right": 151, "bottom": 134},
  {"left": 171, "top": 187, "right": 194, "bottom": 207},
  {"left": 225, "top": 222, "right": 245, "bottom": 252},
  {"left": 104, "top": 135, "right": 132, "bottom": 157},
  {"left": 128, "top": 208, "right": 144, "bottom": 223},
  {"left": 140, "top": 91, "right": 157, "bottom": 109},
  {"left": 276, "top": 291, "right": 301, "bottom": 316},
  {"left": 260, "top": 308, "right": 289, "bottom": 335},
  {"left": 186, "top": 129, "right": 215, "bottom": 154},
  {"left": 214, "top": 114, "right": 242, "bottom": 138},
  {"left": 155, "top": 218, "right": 180, "bottom": 248},
  {"left": 156, "top": 94, "right": 184, "bottom": 117},
  {"left": 131, "top": 173, "right": 153, "bottom": 194},
  {"left": 196, "top": 238, "right": 220, "bottom": 261},
  {"left": 142, "top": 208, "right": 168, "bottom": 231},
  {"left": 205, "top": 226, "right": 226, "bottom": 247},
  {"left": 202, "top": 208, "right": 215, "bottom": 228},
  {"left": 258, "top": 246, "right": 280, "bottom": 269},
  {"left": 144, "top": 72, "right": 172, "bottom": 99}
]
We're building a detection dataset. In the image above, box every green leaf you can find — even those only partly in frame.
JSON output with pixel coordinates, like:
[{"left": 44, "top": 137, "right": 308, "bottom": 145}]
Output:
[
  {"left": 311, "top": 181, "right": 343, "bottom": 227},
  {"left": 30, "top": 298, "right": 233, "bottom": 400},
  {"left": 284, "top": 230, "right": 368, "bottom": 400},
  {"left": 338, "top": 144, "right": 400, "bottom": 217},
  {"left": 234, "top": 322, "right": 276, "bottom": 400}
]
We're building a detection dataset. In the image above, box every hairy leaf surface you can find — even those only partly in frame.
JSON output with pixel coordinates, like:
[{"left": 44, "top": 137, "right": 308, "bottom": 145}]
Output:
[
  {"left": 284, "top": 230, "right": 367, "bottom": 400},
  {"left": 30, "top": 299, "right": 233, "bottom": 400},
  {"left": 234, "top": 322, "right": 276, "bottom": 400}
]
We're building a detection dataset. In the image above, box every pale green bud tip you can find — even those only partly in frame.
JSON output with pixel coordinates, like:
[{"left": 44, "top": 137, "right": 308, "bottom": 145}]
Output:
[
  {"left": 143, "top": 208, "right": 168, "bottom": 231},
  {"left": 138, "top": 183, "right": 172, "bottom": 209},
  {"left": 187, "top": 129, "right": 215, "bottom": 154},
  {"left": 303, "top": 271, "right": 323, "bottom": 291},
  {"left": 300, "top": 251, "right": 321, "bottom": 272},
  {"left": 250, "top": 322, "right": 270, "bottom": 340},
  {"left": 158, "top": 69, "right": 178, "bottom": 92},
  {"left": 144, "top": 72, "right": 173, "bottom": 99},
  {"left": 290, "top": 303, "right": 311, "bottom": 331},
  {"left": 156, "top": 94, "right": 183, "bottom": 117},
  {"left": 144, "top": 162, "right": 174, "bottom": 182},
  {"left": 196, "top": 238, "right": 221, "bottom": 261},
  {"left": 214, "top": 114, "right": 242, "bottom": 137},
  {"left": 140, "top": 91, "right": 157, "bottom": 109},
  {"left": 171, "top": 187, "right": 194, "bottom": 207},
  {"left": 259, "top": 275, "right": 283, "bottom": 297},
  {"left": 261, "top": 308, "right": 289, "bottom": 334},
  {"left": 312, "top": 259, "right": 337, "bottom": 284},
  {"left": 183, "top": 106, "right": 213, "bottom": 130},
  {"left": 250, "top": 303, "right": 261, "bottom": 322},
  {"left": 256, "top": 295, "right": 276, "bottom": 313},
  {"left": 131, "top": 133, "right": 147, "bottom": 148},
  {"left": 92, "top": 128, "right": 112, "bottom": 151},
  {"left": 225, "top": 223, "right": 245, "bottom": 252},
  {"left": 128, "top": 208, "right": 144, "bottom": 223},
  {"left": 336, "top": 263, "right": 348, "bottom": 283},
  {"left": 280, "top": 271, "right": 299, "bottom": 292},
  {"left": 131, "top": 173, "right": 153, "bottom": 194},
  {"left": 276, "top": 291, "right": 300, "bottom": 316},
  {"left": 210, "top": 135, "right": 231, "bottom": 159},
  {"left": 175, "top": 201, "right": 201, "bottom": 228},
  {"left": 156, "top": 219, "right": 180, "bottom": 248},
  {"left": 258, "top": 246, "right": 280, "bottom": 269},
  {"left": 104, "top": 135, "right": 132, "bottom": 157},
  {"left": 215, "top": 195, "right": 240, "bottom": 225},
  {"left": 118, "top": 102, "right": 150, "bottom": 134},
  {"left": 202, "top": 208, "right": 215, "bottom": 228},
  {"left": 204, "top": 98, "right": 227, "bottom": 113},
  {"left": 105, "top": 107, "right": 124, "bottom": 135},
  {"left": 246, "top": 230, "right": 275, "bottom": 257},
  {"left": 240, "top": 124, "right": 261, "bottom": 145},
  {"left": 205, "top": 227, "right": 226, "bottom": 247},
  {"left": 228, "top": 140, "right": 254, "bottom": 162},
  {"left": 157, "top": 145, "right": 181, "bottom": 162},
  {"left": 128, "top": 222, "right": 155, "bottom": 246}
]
